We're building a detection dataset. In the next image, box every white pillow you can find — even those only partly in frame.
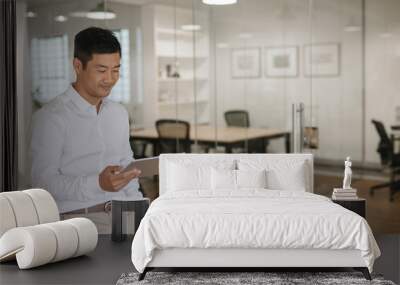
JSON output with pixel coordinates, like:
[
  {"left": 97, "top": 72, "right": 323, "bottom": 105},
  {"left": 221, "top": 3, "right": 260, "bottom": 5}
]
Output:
[
  {"left": 238, "top": 159, "right": 307, "bottom": 191},
  {"left": 167, "top": 162, "right": 211, "bottom": 191},
  {"left": 211, "top": 169, "right": 267, "bottom": 190},
  {"left": 237, "top": 169, "right": 267, "bottom": 188},
  {"left": 166, "top": 159, "right": 236, "bottom": 192},
  {"left": 211, "top": 168, "right": 236, "bottom": 190}
]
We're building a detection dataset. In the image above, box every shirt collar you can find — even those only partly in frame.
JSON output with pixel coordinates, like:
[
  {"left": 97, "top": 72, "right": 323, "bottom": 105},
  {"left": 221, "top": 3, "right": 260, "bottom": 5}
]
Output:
[
  {"left": 67, "top": 85, "right": 107, "bottom": 114},
  {"left": 67, "top": 85, "right": 96, "bottom": 113}
]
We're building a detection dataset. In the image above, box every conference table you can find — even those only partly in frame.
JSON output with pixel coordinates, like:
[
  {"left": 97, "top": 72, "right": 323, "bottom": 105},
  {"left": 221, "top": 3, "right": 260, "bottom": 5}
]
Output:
[{"left": 130, "top": 125, "right": 291, "bottom": 154}]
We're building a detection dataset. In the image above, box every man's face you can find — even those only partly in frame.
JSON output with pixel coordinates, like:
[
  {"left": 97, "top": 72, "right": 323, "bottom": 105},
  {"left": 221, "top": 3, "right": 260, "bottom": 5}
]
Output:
[{"left": 74, "top": 53, "right": 121, "bottom": 99}]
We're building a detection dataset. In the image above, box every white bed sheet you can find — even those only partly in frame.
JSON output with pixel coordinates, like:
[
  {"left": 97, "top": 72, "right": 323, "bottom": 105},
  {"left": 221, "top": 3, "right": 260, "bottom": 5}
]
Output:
[{"left": 131, "top": 190, "right": 380, "bottom": 273}]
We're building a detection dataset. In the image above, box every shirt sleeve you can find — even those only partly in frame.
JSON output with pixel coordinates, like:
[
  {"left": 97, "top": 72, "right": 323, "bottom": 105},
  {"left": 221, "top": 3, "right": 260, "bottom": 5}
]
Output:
[
  {"left": 119, "top": 109, "right": 135, "bottom": 168},
  {"left": 30, "top": 109, "right": 103, "bottom": 202},
  {"left": 118, "top": 108, "right": 140, "bottom": 195}
]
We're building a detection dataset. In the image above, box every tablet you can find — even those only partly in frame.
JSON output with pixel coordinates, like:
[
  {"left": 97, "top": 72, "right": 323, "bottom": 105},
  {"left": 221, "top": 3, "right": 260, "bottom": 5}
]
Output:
[{"left": 122, "top": 157, "right": 159, "bottom": 177}]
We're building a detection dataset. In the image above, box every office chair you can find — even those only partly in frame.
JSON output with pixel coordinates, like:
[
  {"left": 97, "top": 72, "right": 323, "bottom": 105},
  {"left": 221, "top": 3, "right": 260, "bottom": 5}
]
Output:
[
  {"left": 155, "top": 119, "right": 191, "bottom": 154},
  {"left": 370, "top": 119, "right": 400, "bottom": 201},
  {"left": 130, "top": 138, "right": 148, "bottom": 159},
  {"left": 224, "top": 110, "right": 267, "bottom": 153},
  {"left": 224, "top": 110, "right": 250, "bottom": 127}
]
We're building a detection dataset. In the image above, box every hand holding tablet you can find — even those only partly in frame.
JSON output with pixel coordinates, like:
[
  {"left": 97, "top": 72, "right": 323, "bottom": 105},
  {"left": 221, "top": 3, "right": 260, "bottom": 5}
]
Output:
[{"left": 121, "top": 157, "right": 159, "bottom": 177}]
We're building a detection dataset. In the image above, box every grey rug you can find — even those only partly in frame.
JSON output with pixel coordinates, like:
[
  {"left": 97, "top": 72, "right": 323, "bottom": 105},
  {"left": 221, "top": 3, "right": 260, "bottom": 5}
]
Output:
[{"left": 116, "top": 272, "right": 396, "bottom": 285}]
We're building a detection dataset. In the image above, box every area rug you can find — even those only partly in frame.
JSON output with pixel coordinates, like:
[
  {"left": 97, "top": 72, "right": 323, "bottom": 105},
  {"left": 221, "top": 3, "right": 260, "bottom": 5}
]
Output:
[{"left": 116, "top": 271, "right": 396, "bottom": 285}]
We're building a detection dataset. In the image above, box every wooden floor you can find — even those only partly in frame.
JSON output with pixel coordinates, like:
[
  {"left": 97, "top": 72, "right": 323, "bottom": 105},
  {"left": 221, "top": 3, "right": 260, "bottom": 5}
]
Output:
[
  {"left": 314, "top": 174, "right": 400, "bottom": 234},
  {"left": 140, "top": 174, "right": 400, "bottom": 234}
]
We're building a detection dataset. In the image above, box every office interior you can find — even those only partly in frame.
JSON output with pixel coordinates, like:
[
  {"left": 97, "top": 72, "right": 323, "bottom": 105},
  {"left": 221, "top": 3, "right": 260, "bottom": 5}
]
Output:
[{"left": 9, "top": 0, "right": 400, "bottom": 282}]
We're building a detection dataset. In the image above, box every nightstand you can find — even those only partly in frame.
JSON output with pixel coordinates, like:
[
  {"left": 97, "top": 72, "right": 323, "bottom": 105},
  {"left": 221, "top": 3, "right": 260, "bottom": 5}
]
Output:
[
  {"left": 332, "top": 198, "right": 366, "bottom": 218},
  {"left": 111, "top": 199, "right": 150, "bottom": 242}
]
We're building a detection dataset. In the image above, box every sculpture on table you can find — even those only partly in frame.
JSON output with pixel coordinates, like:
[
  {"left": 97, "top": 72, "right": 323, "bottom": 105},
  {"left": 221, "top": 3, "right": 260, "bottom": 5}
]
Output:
[{"left": 342, "top": 156, "right": 352, "bottom": 189}]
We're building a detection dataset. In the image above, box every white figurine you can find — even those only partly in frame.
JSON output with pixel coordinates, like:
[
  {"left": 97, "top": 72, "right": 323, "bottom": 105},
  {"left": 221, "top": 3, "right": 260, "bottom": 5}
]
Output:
[{"left": 342, "top": 157, "right": 352, "bottom": 189}]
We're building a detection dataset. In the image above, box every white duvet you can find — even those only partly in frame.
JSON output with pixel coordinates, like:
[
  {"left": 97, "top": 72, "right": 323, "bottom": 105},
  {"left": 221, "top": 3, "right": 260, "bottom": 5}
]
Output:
[{"left": 131, "top": 190, "right": 380, "bottom": 273}]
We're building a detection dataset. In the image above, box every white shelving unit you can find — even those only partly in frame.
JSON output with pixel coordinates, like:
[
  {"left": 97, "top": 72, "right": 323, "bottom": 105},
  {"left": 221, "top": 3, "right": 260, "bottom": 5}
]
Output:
[{"left": 141, "top": 4, "right": 211, "bottom": 127}]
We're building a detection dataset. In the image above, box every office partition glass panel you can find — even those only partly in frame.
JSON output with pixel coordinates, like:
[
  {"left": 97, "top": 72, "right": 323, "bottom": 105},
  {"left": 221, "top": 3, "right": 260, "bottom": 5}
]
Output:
[
  {"left": 25, "top": 0, "right": 144, "bottom": 154},
  {"left": 197, "top": 0, "right": 311, "bottom": 154},
  {"left": 17, "top": 0, "right": 400, "bottom": 191},
  {"left": 365, "top": 0, "right": 400, "bottom": 164},
  {"left": 305, "top": 0, "right": 364, "bottom": 164}
]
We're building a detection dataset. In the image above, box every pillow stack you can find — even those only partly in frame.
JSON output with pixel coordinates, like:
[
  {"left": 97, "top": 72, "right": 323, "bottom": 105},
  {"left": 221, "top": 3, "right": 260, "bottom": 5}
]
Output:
[{"left": 165, "top": 158, "right": 309, "bottom": 193}]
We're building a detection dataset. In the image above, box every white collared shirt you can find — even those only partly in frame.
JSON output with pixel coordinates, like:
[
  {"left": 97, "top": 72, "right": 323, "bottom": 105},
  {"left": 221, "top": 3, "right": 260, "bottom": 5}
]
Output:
[{"left": 31, "top": 85, "right": 142, "bottom": 213}]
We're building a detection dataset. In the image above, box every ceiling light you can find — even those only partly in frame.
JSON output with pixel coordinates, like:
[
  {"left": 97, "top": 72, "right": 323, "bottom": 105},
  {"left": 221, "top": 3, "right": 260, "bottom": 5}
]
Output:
[
  {"left": 86, "top": 2, "right": 116, "bottom": 20},
  {"left": 54, "top": 15, "right": 68, "bottom": 22},
  {"left": 202, "top": 0, "right": 237, "bottom": 5},
  {"left": 344, "top": 16, "right": 361, "bottom": 32},
  {"left": 181, "top": 25, "right": 201, "bottom": 31},
  {"left": 26, "top": 11, "right": 37, "bottom": 18},
  {"left": 344, "top": 25, "right": 361, "bottom": 32},
  {"left": 69, "top": 11, "right": 88, "bottom": 18},
  {"left": 216, "top": 42, "right": 229, "bottom": 49},
  {"left": 238, "top": 33, "right": 252, "bottom": 39}
]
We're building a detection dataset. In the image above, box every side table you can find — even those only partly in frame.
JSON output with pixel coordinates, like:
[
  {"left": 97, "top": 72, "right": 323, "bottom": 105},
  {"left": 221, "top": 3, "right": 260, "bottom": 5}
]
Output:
[
  {"left": 332, "top": 198, "right": 366, "bottom": 218},
  {"left": 111, "top": 199, "right": 150, "bottom": 242}
]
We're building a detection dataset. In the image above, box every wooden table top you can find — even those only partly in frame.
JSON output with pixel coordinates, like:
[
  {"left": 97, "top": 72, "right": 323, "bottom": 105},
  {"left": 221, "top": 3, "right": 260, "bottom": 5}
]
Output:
[{"left": 130, "top": 125, "right": 289, "bottom": 144}]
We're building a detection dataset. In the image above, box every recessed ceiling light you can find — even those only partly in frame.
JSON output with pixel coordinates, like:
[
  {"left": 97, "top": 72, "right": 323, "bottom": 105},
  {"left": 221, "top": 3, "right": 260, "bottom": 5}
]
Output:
[
  {"left": 86, "top": 2, "right": 116, "bottom": 20},
  {"left": 344, "top": 25, "right": 361, "bottom": 32},
  {"left": 69, "top": 11, "right": 88, "bottom": 18},
  {"left": 202, "top": 0, "right": 237, "bottom": 5},
  {"left": 54, "top": 15, "right": 68, "bottom": 22},
  {"left": 344, "top": 17, "right": 361, "bottom": 32},
  {"left": 87, "top": 11, "right": 116, "bottom": 20},
  {"left": 216, "top": 42, "right": 229, "bottom": 49},
  {"left": 181, "top": 25, "right": 201, "bottom": 31},
  {"left": 238, "top": 33, "right": 252, "bottom": 39},
  {"left": 26, "top": 11, "right": 37, "bottom": 18}
]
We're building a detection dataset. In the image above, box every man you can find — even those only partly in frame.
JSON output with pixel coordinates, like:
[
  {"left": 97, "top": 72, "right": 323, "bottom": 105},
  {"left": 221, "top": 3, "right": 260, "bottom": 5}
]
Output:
[{"left": 31, "top": 27, "right": 143, "bottom": 233}]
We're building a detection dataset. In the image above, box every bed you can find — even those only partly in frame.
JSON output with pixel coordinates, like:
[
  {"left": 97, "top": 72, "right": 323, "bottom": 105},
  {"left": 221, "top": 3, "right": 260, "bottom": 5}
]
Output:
[{"left": 131, "top": 154, "right": 380, "bottom": 280}]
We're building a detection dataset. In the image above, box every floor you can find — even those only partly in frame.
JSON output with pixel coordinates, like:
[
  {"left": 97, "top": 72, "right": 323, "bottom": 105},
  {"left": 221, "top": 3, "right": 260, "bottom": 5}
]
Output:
[
  {"left": 1, "top": 235, "right": 398, "bottom": 285},
  {"left": 0, "top": 236, "right": 133, "bottom": 285},
  {"left": 313, "top": 171, "right": 400, "bottom": 234}
]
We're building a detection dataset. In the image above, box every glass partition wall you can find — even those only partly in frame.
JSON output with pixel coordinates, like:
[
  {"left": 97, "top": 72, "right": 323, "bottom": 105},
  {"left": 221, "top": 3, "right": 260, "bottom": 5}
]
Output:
[
  {"left": 19, "top": 0, "right": 400, "bottom": 188},
  {"left": 22, "top": 0, "right": 365, "bottom": 158}
]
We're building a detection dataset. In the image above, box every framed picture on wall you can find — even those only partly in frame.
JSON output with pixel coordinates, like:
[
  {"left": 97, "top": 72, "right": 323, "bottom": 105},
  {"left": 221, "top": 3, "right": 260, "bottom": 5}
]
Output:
[
  {"left": 264, "top": 46, "right": 298, "bottom": 77},
  {"left": 231, "top": 48, "right": 261, "bottom": 78},
  {"left": 304, "top": 43, "right": 341, "bottom": 77}
]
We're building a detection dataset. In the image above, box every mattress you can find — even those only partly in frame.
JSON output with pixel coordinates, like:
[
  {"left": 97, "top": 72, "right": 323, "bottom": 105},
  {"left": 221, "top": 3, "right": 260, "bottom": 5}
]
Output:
[{"left": 131, "top": 190, "right": 380, "bottom": 273}]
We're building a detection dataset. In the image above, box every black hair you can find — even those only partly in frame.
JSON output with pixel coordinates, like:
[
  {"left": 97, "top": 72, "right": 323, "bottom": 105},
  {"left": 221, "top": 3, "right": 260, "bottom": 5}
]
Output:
[{"left": 74, "top": 27, "right": 121, "bottom": 68}]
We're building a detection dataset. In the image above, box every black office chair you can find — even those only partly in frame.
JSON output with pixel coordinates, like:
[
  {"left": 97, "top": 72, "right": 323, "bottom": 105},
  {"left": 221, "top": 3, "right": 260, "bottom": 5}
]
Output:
[
  {"left": 130, "top": 138, "right": 148, "bottom": 159},
  {"left": 155, "top": 119, "right": 191, "bottom": 154},
  {"left": 224, "top": 110, "right": 267, "bottom": 153},
  {"left": 224, "top": 110, "right": 250, "bottom": 127},
  {"left": 370, "top": 119, "right": 400, "bottom": 201}
]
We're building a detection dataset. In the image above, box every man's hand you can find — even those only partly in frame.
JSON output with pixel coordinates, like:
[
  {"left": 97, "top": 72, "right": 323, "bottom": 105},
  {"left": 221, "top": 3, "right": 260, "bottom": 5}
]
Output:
[{"left": 99, "top": 165, "right": 141, "bottom": 192}]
